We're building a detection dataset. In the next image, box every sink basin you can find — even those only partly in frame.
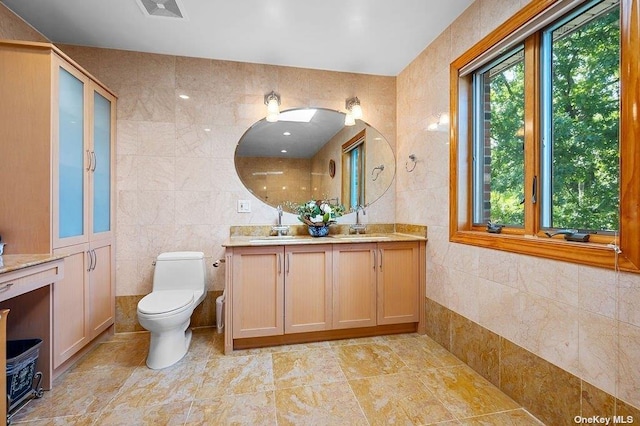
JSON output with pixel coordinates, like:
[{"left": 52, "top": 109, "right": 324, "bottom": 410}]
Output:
[{"left": 335, "top": 234, "right": 391, "bottom": 240}]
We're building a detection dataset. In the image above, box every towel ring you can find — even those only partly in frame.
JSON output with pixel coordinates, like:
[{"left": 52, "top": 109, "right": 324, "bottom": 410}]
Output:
[{"left": 405, "top": 154, "right": 417, "bottom": 172}]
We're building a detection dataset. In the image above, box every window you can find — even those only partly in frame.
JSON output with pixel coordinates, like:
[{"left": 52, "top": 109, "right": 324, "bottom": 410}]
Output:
[
  {"left": 450, "top": 0, "right": 640, "bottom": 273},
  {"left": 342, "top": 130, "right": 366, "bottom": 209}
]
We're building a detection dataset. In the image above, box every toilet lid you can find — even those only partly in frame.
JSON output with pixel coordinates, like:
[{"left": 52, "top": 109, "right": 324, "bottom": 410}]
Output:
[{"left": 138, "top": 290, "right": 194, "bottom": 315}]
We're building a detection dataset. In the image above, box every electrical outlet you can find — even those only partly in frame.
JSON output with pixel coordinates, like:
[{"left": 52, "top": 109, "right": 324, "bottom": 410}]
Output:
[{"left": 237, "top": 200, "right": 251, "bottom": 213}]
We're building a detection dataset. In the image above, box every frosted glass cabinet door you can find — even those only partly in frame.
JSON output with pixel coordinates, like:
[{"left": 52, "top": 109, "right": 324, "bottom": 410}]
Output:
[
  {"left": 58, "top": 67, "right": 85, "bottom": 239},
  {"left": 92, "top": 91, "right": 111, "bottom": 234}
]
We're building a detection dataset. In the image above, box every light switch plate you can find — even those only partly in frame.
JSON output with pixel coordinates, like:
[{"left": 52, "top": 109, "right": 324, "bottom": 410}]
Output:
[{"left": 237, "top": 200, "right": 251, "bottom": 213}]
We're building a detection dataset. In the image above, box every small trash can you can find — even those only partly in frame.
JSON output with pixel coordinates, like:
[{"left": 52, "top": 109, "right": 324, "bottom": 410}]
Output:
[
  {"left": 6, "top": 338, "right": 42, "bottom": 405},
  {"left": 216, "top": 293, "right": 225, "bottom": 333}
]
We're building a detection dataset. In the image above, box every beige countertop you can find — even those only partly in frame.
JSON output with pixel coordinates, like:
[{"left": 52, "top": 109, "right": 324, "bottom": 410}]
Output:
[
  {"left": 223, "top": 223, "right": 428, "bottom": 247},
  {"left": 0, "top": 254, "right": 66, "bottom": 275}
]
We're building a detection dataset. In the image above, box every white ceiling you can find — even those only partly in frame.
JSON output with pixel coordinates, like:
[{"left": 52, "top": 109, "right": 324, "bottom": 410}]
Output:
[{"left": 2, "top": 0, "right": 473, "bottom": 76}]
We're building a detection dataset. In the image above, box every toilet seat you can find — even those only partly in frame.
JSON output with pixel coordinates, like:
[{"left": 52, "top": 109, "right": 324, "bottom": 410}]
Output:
[{"left": 138, "top": 290, "right": 194, "bottom": 315}]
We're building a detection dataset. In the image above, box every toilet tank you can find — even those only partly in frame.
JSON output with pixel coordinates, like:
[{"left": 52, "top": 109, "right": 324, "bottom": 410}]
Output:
[{"left": 152, "top": 251, "right": 206, "bottom": 292}]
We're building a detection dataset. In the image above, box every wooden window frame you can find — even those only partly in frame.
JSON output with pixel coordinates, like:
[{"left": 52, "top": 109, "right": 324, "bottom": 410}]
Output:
[{"left": 449, "top": 0, "right": 640, "bottom": 273}]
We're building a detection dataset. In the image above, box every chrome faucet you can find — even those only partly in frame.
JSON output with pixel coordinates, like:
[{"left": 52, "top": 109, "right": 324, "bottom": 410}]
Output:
[
  {"left": 271, "top": 205, "right": 289, "bottom": 236},
  {"left": 350, "top": 205, "right": 367, "bottom": 234}
]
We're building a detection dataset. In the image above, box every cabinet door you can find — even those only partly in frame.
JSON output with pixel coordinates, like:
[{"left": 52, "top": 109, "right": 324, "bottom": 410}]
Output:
[
  {"left": 232, "top": 246, "right": 284, "bottom": 338},
  {"left": 88, "top": 240, "right": 114, "bottom": 337},
  {"left": 52, "top": 243, "right": 90, "bottom": 368},
  {"left": 377, "top": 242, "right": 420, "bottom": 325},
  {"left": 53, "top": 59, "right": 89, "bottom": 248},
  {"left": 332, "top": 243, "right": 377, "bottom": 329},
  {"left": 284, "top": 245, "right": 332, "bottom": 334},
  {"left": 89, "top": 84, "right": 115, "bottom": 241}
]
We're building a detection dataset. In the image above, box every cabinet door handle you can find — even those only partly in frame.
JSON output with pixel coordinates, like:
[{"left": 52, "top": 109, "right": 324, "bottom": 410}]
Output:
[
  {"left": 0, "top": 283, "right": 14, "bottom": 292},
  {"left": 91, "top": 249, "right": 97, "bottom": 271},
  {"left": 379, "top": 249, "right": 383, "bottom": 271},
  {"left": 373, "top": 250, "right": 377, "bottom": 270},
  {"left": 86, "top": 250, "right": 93, "bottom": 272},
  {"left": 277, "top": 253, "right": 281, "bottom": 274},
  {"left": 286, "top": 253, "right": 291, "bottom": 274},
  {"left": 90, "top": 151, "right": 97, "bottom": 172},
  {"left": 86, "top": 150, "right": 92, "bottom": 171}
]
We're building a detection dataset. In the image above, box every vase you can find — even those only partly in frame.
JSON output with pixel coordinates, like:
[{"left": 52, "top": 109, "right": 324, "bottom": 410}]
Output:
[{"left": 307, "top": 224, "right": 330, "bottom": 237}]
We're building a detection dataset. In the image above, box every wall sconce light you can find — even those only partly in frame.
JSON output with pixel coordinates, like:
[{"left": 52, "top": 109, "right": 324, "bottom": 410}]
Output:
[
  {"left": 345, "top": 96, "right": 363, "bottom": 126},
  {"left": 264, "top": 91, "right": 281, "bottom": 122},
  {"left": 427, "top": 112, "right": 450, "bottom": 132}
]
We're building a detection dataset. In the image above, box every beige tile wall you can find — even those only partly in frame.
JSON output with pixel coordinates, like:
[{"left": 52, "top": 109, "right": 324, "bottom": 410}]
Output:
[
  {"left": 397, "top": 0, "right": 640, "bottom": 411},
  {"left": 2, "top": 0, "right": 638, "bottom": 414},
  {"left": 53, "top": 44, "right": 397, "bottom": 300}
]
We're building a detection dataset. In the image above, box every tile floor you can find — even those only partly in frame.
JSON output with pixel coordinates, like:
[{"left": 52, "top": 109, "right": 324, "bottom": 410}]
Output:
[{"left": 12, "top": 329, "right": 544, "bottom": 425}]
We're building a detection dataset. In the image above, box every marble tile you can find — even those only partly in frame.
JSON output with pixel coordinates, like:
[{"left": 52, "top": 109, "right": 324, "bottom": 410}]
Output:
[
  {"left": 196, "top": 353, "right": 274, "bottom": 399},
  {"left": 581, "top": 380, "right": 615, "bottom": 419},
  {"left": 450, "top": 312, "right": 500, "bottom": 387},
  {"left": 425, "top": 297, "right": 452, "bottom": 350},
  {"left": 578, "top": 311, "right": 618, "bottom": 395},
  {"left": 350, "top": 371, "right": 455, "bottom": 425},
  {"left": 618, "top": 322, "right": 640, "bottom": 408},
  {"left": 578, "top": 265, "right": 617, "bottom": 319},
  {"left": 618, "top": 271, "right": 640, "bottom": 327},
  {"left": 458, "top": 409, "right": 543, "bottom": 425},
  {"left": 387, "top": 335, "right": 463, "bottom": 371},
  {"left": 275, "top": 382, "right": 368, "bottom": 426},
  {"left": 14, "top": 414, "right": 99, "bottom": 425},
  {"left": 95, "top": 402, "right": 191, "bottom": 425},
  {"left": 500, "top": 338, "right": 581, "bottom": 425},
  {"left": 106, "top": 360, "right": 206, "bottom": 410},
  {"left": 71, "top": 340, "right": 147, "bottom": 372},
  {"left": 186, "top": 392, "right": 277, "bottom": 425},
  {"left": 419, "top": 364, "right": 519, "bottom": 419},
  {"left": 616, "top": 398, "right": 640, "bottom": 423},
  {"left": 12, "top": 367, "right": 132, "bottom": 421},
  {"left": 115, "top": 295, "right": 145, "bottom": 333},
  {"left": 137, "top": 121, "right": 176, "bottom": 156},
  {"left": 333, "top": 343, "right": 408, "bottom": 379},
  {"left": 136, "top": 156, "right": 175, "bottom": 191},
  {"left": 272, "top": 348, "right": 346, "bottom": 389}
]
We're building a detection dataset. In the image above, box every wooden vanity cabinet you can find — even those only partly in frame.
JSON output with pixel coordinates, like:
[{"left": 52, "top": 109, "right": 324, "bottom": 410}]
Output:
[
  {"left": 332, "top": 243, "right": 378, "bottom": 329},
  {"left": 230, "top": 244, "right": 333, "bottom": 338},
  {"left": 284, "top": 245, "right": 333, "bottom": 334},
  {"left": 376, "top": 241, "right": 420, "bottom": 325},
  {"left": 231, "top": 246, "right": 284, "bottom": 339},
  {"left": 226, "top": 238, "right": 425, "bottom": 353}
]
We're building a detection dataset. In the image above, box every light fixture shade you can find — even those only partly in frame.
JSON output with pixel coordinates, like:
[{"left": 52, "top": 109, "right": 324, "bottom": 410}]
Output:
[
  {"left": 351, "top": 103, "right": 363, "bottom": 120},
  {"left": 345, "top": 97, "right": 363, "bottom": 121},
  {"left": 345, "top": 112, "right": 355, "bottom": 126},
  {"left": 264, "top": 91, "right": 281, "bottom": 122}
]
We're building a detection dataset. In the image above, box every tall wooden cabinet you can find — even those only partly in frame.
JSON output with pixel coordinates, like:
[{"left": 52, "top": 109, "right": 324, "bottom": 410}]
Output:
[{"left": 0, "top": 40, "right": 116, "bottom": 373}]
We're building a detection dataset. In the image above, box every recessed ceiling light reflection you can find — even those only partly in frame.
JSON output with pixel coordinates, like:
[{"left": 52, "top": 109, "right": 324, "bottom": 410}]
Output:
[
  {"left": 283, "top": 132, "right": 291, "bottom": 136},
  {"left": 179, "top": 94, "right": 190, "bottom": 99},
  {"left": 281, "top": 149, "right": 287, "bottom": 153}
]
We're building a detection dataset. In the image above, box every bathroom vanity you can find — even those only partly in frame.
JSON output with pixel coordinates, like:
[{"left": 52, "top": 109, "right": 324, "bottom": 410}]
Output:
[{"left": 222, "top": 225, "right": 427, "bottom": 354}]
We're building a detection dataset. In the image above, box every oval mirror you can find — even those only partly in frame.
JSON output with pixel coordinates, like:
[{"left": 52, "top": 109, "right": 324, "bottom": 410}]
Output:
[{"left": 235, "top": 108, "right": 395, "bottom": 211}]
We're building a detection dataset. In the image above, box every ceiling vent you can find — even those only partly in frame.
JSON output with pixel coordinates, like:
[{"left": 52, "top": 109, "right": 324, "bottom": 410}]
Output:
[{"left": 136, "top": 0, "right": 186, "bottom": 19}]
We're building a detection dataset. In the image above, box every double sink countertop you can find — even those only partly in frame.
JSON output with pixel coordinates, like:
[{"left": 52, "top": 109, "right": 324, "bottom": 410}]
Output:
[{"left": 223, "top": 223, "right": 427, "bottom": 247}]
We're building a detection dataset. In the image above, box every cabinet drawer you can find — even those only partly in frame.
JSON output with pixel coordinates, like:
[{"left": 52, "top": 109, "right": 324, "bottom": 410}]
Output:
[{"left": 0, "top": 260, "right": 64, "bottom": 302}]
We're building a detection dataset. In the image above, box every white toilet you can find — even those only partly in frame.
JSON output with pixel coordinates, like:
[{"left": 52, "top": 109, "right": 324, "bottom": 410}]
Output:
[{"left": 137, "top": 251, "right": 206, "bottom": 369}]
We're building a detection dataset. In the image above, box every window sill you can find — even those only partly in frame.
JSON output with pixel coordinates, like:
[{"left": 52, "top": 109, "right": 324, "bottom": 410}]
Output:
[{"left": 450, "top": 230, "right": 638, "bottom": 273}]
